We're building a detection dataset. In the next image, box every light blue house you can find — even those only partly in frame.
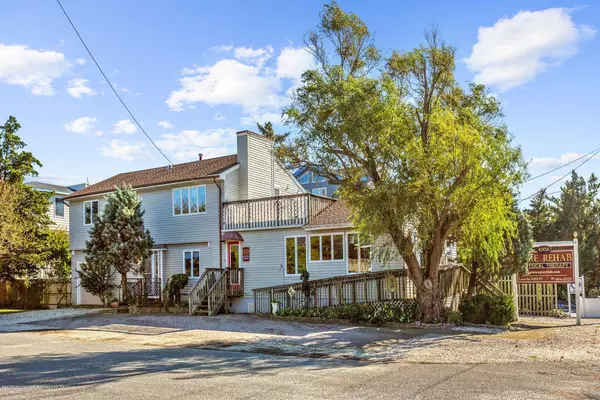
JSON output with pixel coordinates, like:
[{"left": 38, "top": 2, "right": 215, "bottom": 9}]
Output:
[{"left": 293, "top": 166, "right": 339, "bottom": 198}]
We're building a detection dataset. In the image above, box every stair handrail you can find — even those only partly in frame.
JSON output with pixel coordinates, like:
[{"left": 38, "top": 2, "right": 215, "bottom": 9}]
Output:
[
  {"left": 188, "top": 268, "right": 221, "bottom": 315},
  {"left": 206, "top": 270, "right": 228, "bottom": 316}
]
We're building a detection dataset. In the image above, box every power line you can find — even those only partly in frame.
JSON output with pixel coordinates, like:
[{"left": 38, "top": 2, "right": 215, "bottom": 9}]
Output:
[
  {"left": 56, "top": 0, "right": 173, "bottom": 166},
  {"left": 519, "top": 148, "right": 600, "bottom": 204},
  {"left": 525, "top": 146, "right": 600, "bottom": 182}
]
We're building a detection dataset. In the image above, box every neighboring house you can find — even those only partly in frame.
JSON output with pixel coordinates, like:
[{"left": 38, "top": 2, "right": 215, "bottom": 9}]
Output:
[
  {"left": 64, "top": 130, "right": 452, "bottom": 312},
  {"left": 26, "top": 182, "right": 84, "bottom": 231},
  {"left": 293, "top": 166, "right": 339, "bottom": 198}
]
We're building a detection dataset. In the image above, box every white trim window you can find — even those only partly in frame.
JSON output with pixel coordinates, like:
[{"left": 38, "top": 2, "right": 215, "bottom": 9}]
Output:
[
  {"left": 173, "top": 185, "right": 206, "bottom": 216},
  {"left": 347, "top": 233, "right": 371, "bottom": 274},
  {"left": 83, "top": 200, "right": 99, "bottom": 225},
  {"left": 310, "top": 233, "right": 344, "bottom": 262},
  {"left": 183, "top": 250, "right": 201, "bottom": 278},
  {"left": 285, "top": 236, "right": 307, "bottom": 275},
  {"left": 297, "top": 172, "right": 309, "bottom": 184},
  {"left": 311, "top": 187, "right": 327, "bottom": 196},
  {"left": 55, "top": 197, "right": 65, "bottom": 217}
]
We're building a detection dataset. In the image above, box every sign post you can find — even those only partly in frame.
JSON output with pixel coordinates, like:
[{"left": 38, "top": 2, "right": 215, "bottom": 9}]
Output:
[{"left": 573, "top": 233, "right": 581, "bottom": 325}]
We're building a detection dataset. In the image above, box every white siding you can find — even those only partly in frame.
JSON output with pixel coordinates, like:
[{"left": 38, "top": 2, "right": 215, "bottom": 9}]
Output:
[
  {"left": 69, "top": 181, "right": 220, "bottom": 253},
  {"left": 226, "top": 228, "right": 405, "bottom": 313},
  {"left": 236, "top": 132, "right": 304, "bottom": 200},
  {"left": 223, "top": 168, "right": 240, "bottom": 202},
  {"left": 48, "top": 195, "right": 69, "bottom": 230}
]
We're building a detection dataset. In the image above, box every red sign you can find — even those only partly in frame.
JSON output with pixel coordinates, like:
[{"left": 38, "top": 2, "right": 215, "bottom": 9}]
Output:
[
  {"left": 518, "top": 244, "right": 574, "bottom": 284},
  {"left": 242, "top": 247, "right": 250, "bottom": 262}
]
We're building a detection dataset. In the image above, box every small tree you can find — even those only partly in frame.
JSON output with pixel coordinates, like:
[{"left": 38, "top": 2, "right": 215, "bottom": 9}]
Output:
[
  {"left": 44, "top": 229, "right": 71, "bottom": 280},
  {"left": 79, "top": 260, "right": 116, "bottom": 306},
  {"left": 84, "top": 185, "right": 154, "bottom": 303}
]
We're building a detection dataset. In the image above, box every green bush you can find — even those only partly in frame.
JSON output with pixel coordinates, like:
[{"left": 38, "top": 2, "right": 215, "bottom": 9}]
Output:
[
  {"left": 459, "top": 293, "right": 515, "bottom": 326},
  {"left": 164, "top": 273, "right": 189, "bottom": 305},
  {"left": 275, "top": 301, "right": 417, "bottom": 325}
]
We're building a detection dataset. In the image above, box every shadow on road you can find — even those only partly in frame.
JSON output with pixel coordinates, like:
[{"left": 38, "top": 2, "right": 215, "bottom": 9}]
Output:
[{"left": 0, "top": 345, "right": 361, "bottom": 388}]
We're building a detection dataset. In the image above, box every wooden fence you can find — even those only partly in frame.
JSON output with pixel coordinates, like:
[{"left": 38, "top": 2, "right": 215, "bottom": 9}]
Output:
[
  {"left": 253, "top": 265, "right": 468, "bottom": 314},
  {"left": 496, "top": 276, "right": 557, "bottom": 317},
  {"left": 0, "top": 280, "right": 71, "bottom": 309}
]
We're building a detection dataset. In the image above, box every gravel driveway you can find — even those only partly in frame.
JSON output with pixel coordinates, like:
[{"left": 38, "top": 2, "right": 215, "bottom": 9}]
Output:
[{"left": 5, "top": 311, "right": 600, "bottom": 364}]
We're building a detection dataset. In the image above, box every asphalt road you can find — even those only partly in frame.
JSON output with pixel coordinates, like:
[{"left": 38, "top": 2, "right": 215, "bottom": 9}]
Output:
[{"left": 1, "top": 331, "right": 599, "bottom": 400}]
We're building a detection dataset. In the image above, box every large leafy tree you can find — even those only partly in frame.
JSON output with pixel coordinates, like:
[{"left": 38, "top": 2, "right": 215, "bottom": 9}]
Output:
[
  {"left": 1, "top": 116, "right": 42, "bottom": 184},
  {"left": 84, "top": 185, "right": 154, "bottom": 301},
  {"left": 284, "top": 3, "right": 525, "bottom": 321},
  {"left": 0, "top": 116, "right": 53, "bottom": 281}
]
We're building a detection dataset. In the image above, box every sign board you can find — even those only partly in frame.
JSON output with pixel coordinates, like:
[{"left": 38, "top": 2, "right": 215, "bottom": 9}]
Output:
[
  {"left": 242, "top": 247, "right": 250, "bottom": 262},
  {"left": 518, "top": 243, "right": 575, "bottom": 284}
]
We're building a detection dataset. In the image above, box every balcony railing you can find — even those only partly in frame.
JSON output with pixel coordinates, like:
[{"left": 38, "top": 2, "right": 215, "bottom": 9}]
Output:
[{"left": 222, "top": 193, "right": 336, "bottom": 231}]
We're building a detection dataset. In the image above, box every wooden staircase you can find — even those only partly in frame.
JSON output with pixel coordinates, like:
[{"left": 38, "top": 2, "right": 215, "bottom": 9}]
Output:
[{"left": 187, "top": 268, "right": 244, "bottom": 316}]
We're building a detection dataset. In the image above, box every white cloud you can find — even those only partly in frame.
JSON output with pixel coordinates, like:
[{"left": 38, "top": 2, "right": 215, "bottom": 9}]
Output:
[
  {"left": 67, "top": 78, "right": 96, "bottom": 98},
  {"left": 35, "top": 173, "right": 83, "bottom": 184},
  {"left": 112, "top": 119, "right": 137, "bottom": 134},
  {"left": 240, "top": 111, "right": 282, "bottom": 126},
  {"left": 63, "top": 117, "right": 102, "bottom": 136},
  {"left": 211, "top": 44, "right": 234, "bottom": 53},
  {"left": 156, "top": 128, "right": 236, "bottom": 161},
  {"left": 465, "top": 8, "right": 596, "bottom": 91},
  {"left": 75, "top": 58, "right": 86, "bottom": 65},
  {"left": 234, "top": 45, "right": 274, "bottom": 67},
  {"left": 157, "top": 120, "right": 173, "bottom": 129},
  {"left": 529, "top": 152, "right": 586, "bottom": 169},
  {"left": 100, "top": 139, "right": 153, "bottom": 162},
  {"left": 166, "top": 58, "right": 282, "bottom": 113},
  {"left": 166, "top": 45, "right": 313, "bottom": 124},
  {"left": 0, "top": 43, "right": 69, "bottom": 95},
  {"left": 276, "top": 46, "right": 314, "bottom": 82}
]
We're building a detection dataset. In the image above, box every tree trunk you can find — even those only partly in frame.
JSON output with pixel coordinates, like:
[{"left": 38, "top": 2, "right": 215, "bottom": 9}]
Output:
[
  {"left": 417, "top": 279, "right": 441, "bottom": 323},
  {"left": 467, "top": 262, "right": 478, "bottom": 297},
  {"left": 121, "top": 273, "right": 128, "bottom": 303}
]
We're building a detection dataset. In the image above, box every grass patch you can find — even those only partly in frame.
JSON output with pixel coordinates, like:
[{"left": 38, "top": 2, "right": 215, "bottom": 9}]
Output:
[{"left": 0, "top": 309, "right": 24, "bottom": 314}]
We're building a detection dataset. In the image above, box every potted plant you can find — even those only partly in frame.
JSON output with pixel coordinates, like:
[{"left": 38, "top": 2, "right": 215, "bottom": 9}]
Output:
[
  {"left": 110, "top": 297, "right": 120, "bottom": 308},
  {"left": 271, "top": 300, "right": 280, "bottom": 314}
]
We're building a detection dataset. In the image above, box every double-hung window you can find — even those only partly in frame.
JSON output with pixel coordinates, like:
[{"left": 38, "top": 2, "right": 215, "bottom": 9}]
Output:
[
  {"left": 184, "top": 250, "right": 201, "bottom": 278},
  {"left": 285, "top": 236, "right": 306, "bottom": 275},
  {"left": 173, "top": 185, "right": 206, "bottom": 215},
  {"left": 83, "top": 200, "right": 98, "bottom": 225},
  {"left": 310, "top": 234, "right": 344, "bottom": 262},
  {"left": 55, "top": 197, "right": 64, "bottom": 217},
  {"left": 347, "top": 233, "right": 371, "bottom": 273}
]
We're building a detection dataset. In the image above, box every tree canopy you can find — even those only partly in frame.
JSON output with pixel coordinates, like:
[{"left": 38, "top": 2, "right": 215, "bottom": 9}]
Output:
[
  {"left": 284, "top": 2, "right": 525, "bottom": 321},
  {"left": 1, "top": 116, "right": 42, "bottom": 184}
]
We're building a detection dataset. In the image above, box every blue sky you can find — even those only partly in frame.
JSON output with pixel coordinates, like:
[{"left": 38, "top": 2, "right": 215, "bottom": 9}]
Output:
[{"left": 1, "top": 1, "right": 598, "bottom": 200}]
